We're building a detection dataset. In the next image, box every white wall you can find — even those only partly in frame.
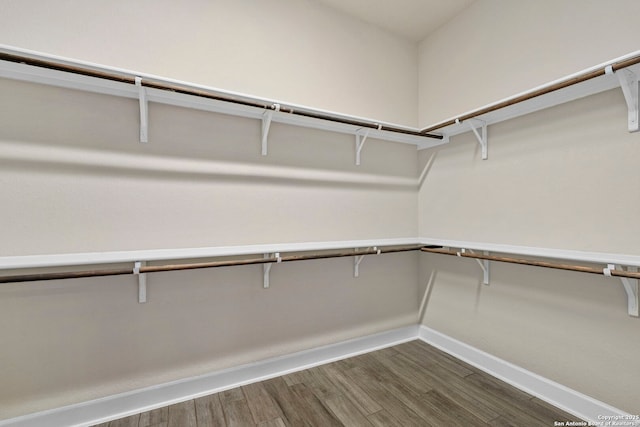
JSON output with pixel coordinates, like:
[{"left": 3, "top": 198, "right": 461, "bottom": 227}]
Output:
[
  {"left": 418, "top": 0, "right": 640, "bottom": 413},
  {"left": 0, "top": 0, "right": 418, "bottom": 126}
]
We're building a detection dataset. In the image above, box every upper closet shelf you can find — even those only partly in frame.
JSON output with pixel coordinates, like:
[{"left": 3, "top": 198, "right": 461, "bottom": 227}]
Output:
[
  {"left": 420, "top": 237, "right": 640, "bottom": 268},
  {"left": 0, "top": 238, "right": 421, "bottom": 270},
  {"left": 420, "top": 50, "right": 640, "bottom": 157},
  {"left": 0, "top": 45, "right": 444, "bottom": 162},
  {"left": 2, "top": 46, "right": 639, "bottom": 161}
]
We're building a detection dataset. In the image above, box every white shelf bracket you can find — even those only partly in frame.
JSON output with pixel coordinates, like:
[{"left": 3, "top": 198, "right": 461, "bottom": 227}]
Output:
[
  {"left": 262, "top": 105, "right": 279, "bottom": 156},
  {"left": 263, "top": 252, "right": 281, "bottom": 288},
  {"left": 603, "top": 264, "right": 638, "bottom": 317},
  {"left": 615, "top": 265, "right": 639, "bottom": 317},
  {"left": 458, "top": 118, "right": 488, "bottom": 159},
  {"left": 133, "top": 261, "right": 147, "bottom": 303},
  {"left": 355, "top": 129, "right": 371, "bottom": 166},
  {"left": 608, "top": 66, "right": 639, "bottom": 132},
  {"left": 134, "top": 77, "right": 148, "bottom": 143},
  {"left": 467, "top": 249, "right": 490, "bottom": 285},
  {"left": 353, "top": 254, "right": 365, "bottom": 278},
  {"left": 353, "top": 246, "right": 380, "bottom": 278}
]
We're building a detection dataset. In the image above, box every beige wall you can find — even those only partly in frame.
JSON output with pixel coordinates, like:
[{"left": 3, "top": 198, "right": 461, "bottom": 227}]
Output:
[
  {"left": 4, "top": 0, "right": 640, "bottom": 419},
  {"left": 0, "top": 0, "right": 418, "bottom": 126},
  {"left": 418, "top": 0, "right": 640, "bottom": 125},
  {"left": 0, "top": 77, "right": 420, "bottom": 417},
  {"left": 1, "top": 254, "right": 419, "bottom": 418},
  {"left": 0, "top": 0, "right": 423, "bottom": 418},
  {"left": 418, "top": 0, "right": 640, "bottom": 413},
  {"left": 418, "top": 90, "right": 640, "bottom": 253},
  {"left": 419, "top": 253, "right": 640, "bottom": 413},
  {"left": 0, "top": 79, "right": 419, "bottom": 255}
]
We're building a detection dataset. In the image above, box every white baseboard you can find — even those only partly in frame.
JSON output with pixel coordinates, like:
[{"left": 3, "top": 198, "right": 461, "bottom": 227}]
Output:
[
  {"left": 3, "top": 324, "right": 634, "bottom": 427},
  {"left": 0, "top": 325, "right": 418, "bottom": 427},
  {"left": 418, "top": 326, "right": 637, "bottom": 426}
]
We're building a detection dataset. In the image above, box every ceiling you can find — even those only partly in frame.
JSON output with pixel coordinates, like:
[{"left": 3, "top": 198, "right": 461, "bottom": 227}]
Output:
[{"left": 314, "top": 0, "right": 476, "bottom": 42}]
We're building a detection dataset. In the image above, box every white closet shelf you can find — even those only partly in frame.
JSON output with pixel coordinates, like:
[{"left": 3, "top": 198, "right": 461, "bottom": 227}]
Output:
[
  {"left": 4, "top": 237, "right": 638, "bottom": 271},
  {"left": 1, "top": 238, "right": 639, "bottom": 315},
  {"left": 0, "top": 238, "right": 421, "bottom": 270},
  {"left": 419, "top": 237, "right": 640, "bottom": 267},
  {"left": 6, "top": 45, "right": 637, "bottom": 160},
  {"left": 419, "top": 50, "right": 640, "bottom": 155},
  {"left": 0, "top": 45, "right": 445, "bottom": 158},
  {"left": 420, "top": 237, "right": 640, "bottom": 317},
  {"left": 0, "top": 238, "right": 422, "bottom": 303}
]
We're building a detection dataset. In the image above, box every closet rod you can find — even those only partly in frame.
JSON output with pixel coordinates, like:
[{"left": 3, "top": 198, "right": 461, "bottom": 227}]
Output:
[
  {"left": 420, "top": 53, "right": 640, "bottom": 134},
  {"left": 421, "top": 247, "right": 640, "bottom": 280},
  {"left": 0, "top": 245, "right": 423, "bottom": 284},
  {"left": 0, "top": 52, "right": 442, "bottom": 140}
]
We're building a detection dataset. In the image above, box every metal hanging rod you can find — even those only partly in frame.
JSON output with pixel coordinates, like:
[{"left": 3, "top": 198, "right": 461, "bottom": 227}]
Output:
[
  {"left": 9, "top": 244, "right": 638, "bottom": 284},
  {"left": 0, "top": 51, "right": 442, "bottom": 140},
  {"left": 420, "top": 53, "right": 640, "bottom": 134},
  {"left": 421, "top": 247, "right": 640, "bottom": 280},
  {"left": 0, "top": 245, "right": 423, "bottom": 284}
]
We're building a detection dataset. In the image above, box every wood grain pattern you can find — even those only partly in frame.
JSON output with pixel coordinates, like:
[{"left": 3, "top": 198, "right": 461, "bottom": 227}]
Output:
[
  {"left": 94, "top": 340, "right": 580, "bottom": 427},
  {"left": 219, "top": 388, "right": 245, "bottom": 404},
  {"left": 392, "top": 352, "right": 499, "bottom": 422},
  {"left": 108, "top": 415, "right": 139, "bottom": 427},
  {"left": 319, "top": 363, "right": 382, "bottom": 415},
  {"left": 194, "top": 394, "right": 227, "bottom": 427},
  {"left": 370, "top": 350, "right": 434, "bottom": 393},
  {"left": 167, "top": 401, "right": 196, "bottom": 427},
  {"left": 261, "top": 377, "right": 310, "bottom": 426},
  {"left": 399, "top": 340, "right": 475, "bottom": 377},
  {"left": 300, "top": 366, "right": 342, "bottom": 400},
  {"left": 342, "top": 366, "right": 428, "bottom": 427},
  {"left": 366, "top": 410, "right": 404, "bottom": 427},
  {"left": 256, "top": 418, "right": 286, "bottom": 427},
  {"left": 323, "top": 394, "right": 372, "bottom": 427},
  {"left": 139, "top": 406, "right": 167, "bottom": 427},
  {"left": 289, "top": 383, "right": 342, "bottom": 426},
  {"left": 222, "top": 399, "right": 255, "bottom": 427},
  {"left": 422, "top": 389, "right": 487, "bottom": 427},
  {"left": 242, "top": 382, "right": 282, "bottom": 424}
]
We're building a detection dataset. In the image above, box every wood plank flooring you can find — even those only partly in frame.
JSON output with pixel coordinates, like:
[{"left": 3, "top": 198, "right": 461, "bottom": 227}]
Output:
[{"left": 93, "top": 340, "right": 579, "bottom": 426}]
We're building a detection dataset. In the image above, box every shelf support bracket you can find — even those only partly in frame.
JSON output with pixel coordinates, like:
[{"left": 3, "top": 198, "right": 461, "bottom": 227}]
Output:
[
  {"left": 134, "top": 261, "right": 147, "bottom": 303},
  {"left": 616, "top": 265, "right": 638, "bottom": 317},
  {"left": 353, "top": 247, "right": 380, "bottom": 278},
  {"left": 458, "top": 118, "right": 487, "bottom": 159},
  {"left": 353, "top": 253, "right": 365, "bottom": 278},
  {"left": 467, "top": 249, "right": 490, "bottom": 285},
  {"left": 355, "top": 129, "right": 370, "bottom": 166},
  {"left": 135, "top": 77, "right": 148, "bottom": 143},
  {"left": 603, "top": 264, "right": 638, "bottom": 317},
  {"left": 263, "top": 252, "right": 281, "bottom": 288},
  {"left": 261, "top": 104, "right": 280, "bottom": 156},
  {"left": 607, "top": 66, "right": 639, "bottom": 132}
]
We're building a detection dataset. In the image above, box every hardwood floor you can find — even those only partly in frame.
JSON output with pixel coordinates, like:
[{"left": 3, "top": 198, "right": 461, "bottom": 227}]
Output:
[{"left": 93, "top": 340, "right": 578, "bottom": 426}]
